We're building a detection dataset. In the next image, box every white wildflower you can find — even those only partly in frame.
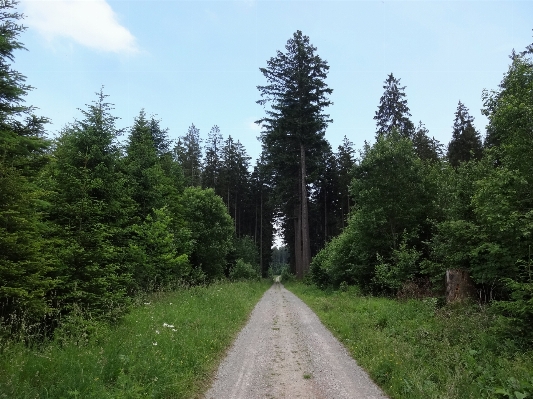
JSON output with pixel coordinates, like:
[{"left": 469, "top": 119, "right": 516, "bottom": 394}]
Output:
[
  {"left": 163, "top": 323, "right": 175, "bottom": 328},
  {"left": 153, "top": 342, "right": 157, "bottom": 346}
]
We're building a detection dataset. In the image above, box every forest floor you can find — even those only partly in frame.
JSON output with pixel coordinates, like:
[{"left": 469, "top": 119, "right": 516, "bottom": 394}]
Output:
[{"left": 204, "top": 282, "right": 387, "bottom": 399}]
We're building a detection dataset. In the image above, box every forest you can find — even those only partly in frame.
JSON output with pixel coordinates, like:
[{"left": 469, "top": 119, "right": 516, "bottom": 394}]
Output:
[{"left": 1, "top": 0, "right": 533, "bottom": 351}]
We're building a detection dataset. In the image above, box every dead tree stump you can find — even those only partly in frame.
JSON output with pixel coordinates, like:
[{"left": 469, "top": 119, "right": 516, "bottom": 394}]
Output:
[{"left": 445, "top": 269, "right": 475, "bottom": 303}]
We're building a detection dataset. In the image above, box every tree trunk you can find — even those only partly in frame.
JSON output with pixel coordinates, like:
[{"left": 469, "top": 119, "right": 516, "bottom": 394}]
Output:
[
  {"left": 294, "top": 209, "right": 302, "bottom": 279},
  {"left": 445, "top": 269, "right": 475, "bottom": 303},
  {"left": 300, "top": 143, "right": 311, "bottom": 277}
]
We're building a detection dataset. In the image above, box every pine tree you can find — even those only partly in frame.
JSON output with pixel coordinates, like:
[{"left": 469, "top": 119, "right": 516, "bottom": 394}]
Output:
[
  {"left": 0, "top": 0, "right": 53, "bottom": 322},
  {"left": 374, "top": 73, "right": 414, "bottom": 139},
  {"left": 257, "top": 30, "right": 333, "bottom": 278},
  {"left": 447, "top": 101, "right": 483, "bottom": 167}
]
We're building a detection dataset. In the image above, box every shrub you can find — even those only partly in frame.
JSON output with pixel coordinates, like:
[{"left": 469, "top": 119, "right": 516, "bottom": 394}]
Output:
[{"left": 229, "top": 259, "right": 259, "bottom": 281}]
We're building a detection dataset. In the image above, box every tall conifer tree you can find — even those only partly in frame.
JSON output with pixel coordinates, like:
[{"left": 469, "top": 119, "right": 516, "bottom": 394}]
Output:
[
  {"left": 374, "top": 73, "right": 414, "bottom": 139},
  {"left": 0, "top": 0, "right": 52, "bottom": 321},
  {"left": 257, "top": 30, "right": 333, "bottom": 278}
]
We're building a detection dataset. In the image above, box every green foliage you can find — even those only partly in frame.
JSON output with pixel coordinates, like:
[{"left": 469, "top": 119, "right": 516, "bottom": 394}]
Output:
[
  {"left": 129, "top": 207, "right": 191, "bottom": 291},
  {"left": 0, "top": 281, "right": 271, "bottom": 399},
  {"left": 312, "top": 132, "right": 435, "bottom": 291},
  {"left": 257, "top": 30, "right": 333, "bottom": 278},
  {"left": 374, "top": 73, "right": 415, "bottom": 138},
  {"left": 47, "top": 90, "right": 134, "bottom": 319},
  {"left": 0, "top": 1, "right": 54, "bottom": 322},
  {"left": 179, "top": 187, "right": 234, "bottom": 279},
  {"left": 447, "top": 101, "right": 483, "bottom": 167},
  {"left": 373, "top": 236, "right": 422, "bottom": 293},
  {"left": 233, "top": 235, "right": 259, "bottom": 269},
  {"left": 229, "top": 259, "right": 259, "bottom": 281},
  {"left": 493, "top": 261, "right": 533, "bottom": 344},
  {"left": 280, "top": 264, "right": 296, "bottom": 282},
  {"left": 174, "top": 124, "right": 202, "bottom": 187}
]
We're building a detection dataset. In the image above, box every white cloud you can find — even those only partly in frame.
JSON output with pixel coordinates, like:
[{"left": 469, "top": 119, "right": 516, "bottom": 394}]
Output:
[{"left": 21, "top": 0, "right": 138, "bottom": 54}]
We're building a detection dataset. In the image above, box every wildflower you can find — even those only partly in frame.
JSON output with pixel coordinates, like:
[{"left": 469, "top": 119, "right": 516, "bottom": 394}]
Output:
[
  {"left": 156, "top": 330, "right": 160, "bottom": 334},
  {"left": 144, "top": 302, "right": 151, "bottom": 305},
  {"left": 163, "top": 323, "right": 175, "bottom": 328},
  {"left": 172, "top": 329, "right": 177, "bottom": 332},
  {"left": 153, "top": 342, "right": 157, "bottom": 346}
]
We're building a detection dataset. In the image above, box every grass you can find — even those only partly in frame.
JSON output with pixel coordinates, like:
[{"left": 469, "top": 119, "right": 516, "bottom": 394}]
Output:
[
  {"left": 0, "top": 279, "right": 271, "bottom": 399},
  {"left": 285, "top": 282, "right": 533, "bottom": 399}
]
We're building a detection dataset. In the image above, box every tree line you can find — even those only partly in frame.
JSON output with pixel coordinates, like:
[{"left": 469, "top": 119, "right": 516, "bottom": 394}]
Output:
[{"left": 0, "top": 1, "right": 267, "bottom": 336}]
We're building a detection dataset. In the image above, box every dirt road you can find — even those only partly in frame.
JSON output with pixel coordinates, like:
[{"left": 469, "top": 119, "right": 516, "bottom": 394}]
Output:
[{"left": 204, "top": 282, "right": 387, "bottom": 399}]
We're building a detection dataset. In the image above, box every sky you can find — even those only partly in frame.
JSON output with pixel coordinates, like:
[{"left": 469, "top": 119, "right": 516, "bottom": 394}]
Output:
[{"left": 16, "top": 0, "right": 533, "bottom": 164}]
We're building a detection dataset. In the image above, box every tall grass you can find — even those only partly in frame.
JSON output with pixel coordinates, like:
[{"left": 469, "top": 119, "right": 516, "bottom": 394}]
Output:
[
  {"left": 286, "top": 282, "right": 533, "bottom": 399},
  {"left": 0, "top": 280, "right": 271, "bottom": 398}
]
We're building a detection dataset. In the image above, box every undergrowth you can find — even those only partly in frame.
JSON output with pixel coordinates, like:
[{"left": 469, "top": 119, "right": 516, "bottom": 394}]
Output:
[
  {"left": 0, "top": 279, "right": 271, "bottom": 399},
  {"left": 286, "top": 282, "right": 533, "bottom": 399}
]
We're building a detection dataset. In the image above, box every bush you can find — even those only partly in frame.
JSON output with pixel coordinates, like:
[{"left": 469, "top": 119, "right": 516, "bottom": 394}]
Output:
[
  {"left": 229, "top": 259, "right": 259, "bottom": 281},
  {"left": 280, "top": 265, "right": 295, "bottom": 282}
]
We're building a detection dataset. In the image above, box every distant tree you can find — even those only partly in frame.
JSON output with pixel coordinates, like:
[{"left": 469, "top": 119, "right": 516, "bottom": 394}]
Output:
[
  {"left": 175, "top": 124, "right": 202, "bottom": 187},
  {"left": 202, "top": 125, "right": 223, "bottom": 192},
  {"left": 412, "top": 121, "right": 442, "bottom": 162},
  {"left": 124, "top": 110, "right": 167, "bottom": 220},
  {"left": 336, "top": 136, "right": 356, "bottom": 227},
  {"left": 257, "top": 30, "right": 333, "bottom": 278},
  {"left": 148, "top": 116, "right": 171, "bottom": 157},
  {"left": 447, "top": 101, "right": 483, "bottom": 167},
  {"left": 0, "top": 0, "right": 53, "bottom": 321},
  {"left": 374, "top": 73, "right": 415, "bottom": 139}
]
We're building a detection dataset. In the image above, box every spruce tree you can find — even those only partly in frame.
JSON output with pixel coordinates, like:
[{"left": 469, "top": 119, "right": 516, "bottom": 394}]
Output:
[
  {"left": 447, "top": 101, "right": 483, "bottom": 167},
  {"left": 257, "top": 30, "right": 333, "bottom": 278},
  {"left": 374, "top": 73, "right": 414, "bottom": 139},
  {"left": 202, "top": 125, "right": 223, "bottom": 192},
  {"left": 336, "top": 136, "right": 355, "bottom": 227},
  {"left": 412, "top": 121, "right": 442, "bottom": 162},
  {"left": 0, "top": 0, "right": 53, "bottom": 322},
  {"left": 125, "top": 110, "right": 166, "bottom": 220},
  {"left": 48, "top": 90, "right": 133, "bottom": 318},
  {"left": 174, "top": 124, "right": 202, "bottom": 187}
]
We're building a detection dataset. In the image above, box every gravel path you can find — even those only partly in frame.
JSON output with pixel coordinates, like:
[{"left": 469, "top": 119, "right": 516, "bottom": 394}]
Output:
[{"left": 204, "top": 282, "right": 388, "bottom": 399}]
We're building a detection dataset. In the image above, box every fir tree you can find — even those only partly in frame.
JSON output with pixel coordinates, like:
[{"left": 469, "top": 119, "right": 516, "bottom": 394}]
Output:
[
  {"left": 0, "top": 0, "right": 53, "bottom": 321},
  {"left": 412, "top": 121, "right": 442, "bottom": 162},
  {"left": 174, "top": 124, "right": 202, "bottom": 187},
  {"left": 447, "top": 101, "right": 483, "bottom": 167},
  {"left": 48, "top": 90, "right": 133, "bottom": 318},
  {"left": 374, "top": 73, "right": 414, "bottom": 139},
  {"left": 202, "top": 125, "right": 223, "bottom": 192},
  {"left": 257, "top": 30, "right": 333, "bottom": 278}
]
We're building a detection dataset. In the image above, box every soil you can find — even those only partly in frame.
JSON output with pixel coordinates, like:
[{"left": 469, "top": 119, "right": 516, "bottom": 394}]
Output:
[{"left": 204, "top": 282, "right": 388, "bottom": 399}]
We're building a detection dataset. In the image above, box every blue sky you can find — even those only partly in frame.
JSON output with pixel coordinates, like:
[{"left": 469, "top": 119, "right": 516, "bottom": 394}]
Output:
[{"left": 17, "top": 0, "right": 533, "bottom": 164}]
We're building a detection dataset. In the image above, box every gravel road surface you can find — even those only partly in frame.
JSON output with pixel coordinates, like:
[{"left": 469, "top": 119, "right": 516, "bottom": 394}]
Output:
[{"left": 204, "top": 282, "right": 388, "bottom": 399}]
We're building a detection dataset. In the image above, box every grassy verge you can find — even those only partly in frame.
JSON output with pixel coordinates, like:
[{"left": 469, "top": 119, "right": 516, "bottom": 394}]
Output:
[
  {"left": 0, "top": 279, "right": 271, "bottom": 399},
  {"left": 285, "top": 282, "right": 533, "bottom": 399}
]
